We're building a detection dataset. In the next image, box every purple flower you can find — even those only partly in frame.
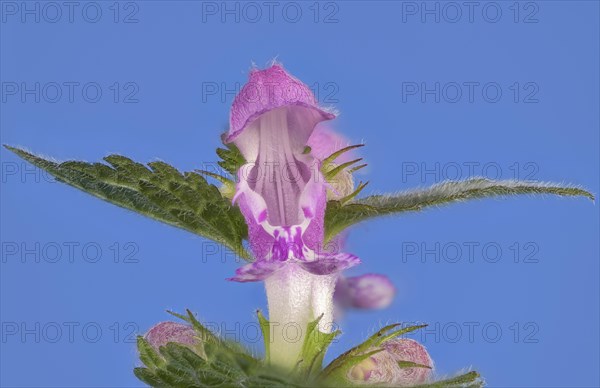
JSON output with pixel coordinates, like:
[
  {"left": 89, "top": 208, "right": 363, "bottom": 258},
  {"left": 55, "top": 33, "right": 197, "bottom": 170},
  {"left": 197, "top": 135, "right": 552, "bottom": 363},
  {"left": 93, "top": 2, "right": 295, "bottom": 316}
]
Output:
[
  {"left": 225, "top": 64, "right": 360, "bottom": 367},
  {"left": 349, "top": 338, "right": 434, "bottom": 386},
  {"left": 335, "top": 273, "right": 396, "bottom": 310},
  {"left": 226, "top": 65, "right": 359, "bottom": 278},
  {"left": 144, "top": 321, "right": 199, "bottom": 351},
  {"left": 330, "top": 233, "right": 396, "bottom": 314}
]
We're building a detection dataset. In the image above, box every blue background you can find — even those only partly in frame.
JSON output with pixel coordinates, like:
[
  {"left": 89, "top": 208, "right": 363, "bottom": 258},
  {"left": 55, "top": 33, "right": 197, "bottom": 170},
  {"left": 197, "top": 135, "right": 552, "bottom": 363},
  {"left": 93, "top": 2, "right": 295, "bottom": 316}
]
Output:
[{"left": 1, "top": 1, "right": 598, "bottom": 386}]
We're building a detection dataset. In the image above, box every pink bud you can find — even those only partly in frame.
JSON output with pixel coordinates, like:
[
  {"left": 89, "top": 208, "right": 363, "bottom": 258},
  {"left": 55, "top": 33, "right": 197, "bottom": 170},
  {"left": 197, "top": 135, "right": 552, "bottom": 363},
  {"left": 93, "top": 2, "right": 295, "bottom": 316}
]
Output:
[
  {"left": 144, "top": 321, "right": 198, "bottom": 351},
  {"left": 349, "top": 339, "right": 433, "bottom": 386},
  {"left": 307, "top": 124, "right": 354, "bottom": 163},
  {"left": 335, "top": 274, "right": 396, "bottom": 310}
]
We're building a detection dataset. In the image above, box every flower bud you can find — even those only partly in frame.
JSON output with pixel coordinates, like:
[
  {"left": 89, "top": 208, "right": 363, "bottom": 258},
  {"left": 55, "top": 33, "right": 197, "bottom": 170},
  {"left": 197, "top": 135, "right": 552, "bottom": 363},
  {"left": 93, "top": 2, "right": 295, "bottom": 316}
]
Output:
[
  {"left": 349, "top": 339, "right": 433, "bottom": 386},
  {"left": 335, "top": 274, "right": 396, "bottom": 310},
  {"left": 144, "top": 321, "right": 198, "bottom": 351}
]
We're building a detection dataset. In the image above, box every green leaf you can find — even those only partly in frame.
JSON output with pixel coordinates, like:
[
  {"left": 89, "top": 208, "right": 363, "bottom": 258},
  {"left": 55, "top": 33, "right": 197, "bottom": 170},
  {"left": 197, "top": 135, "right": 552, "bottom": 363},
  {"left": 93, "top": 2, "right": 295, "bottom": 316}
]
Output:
[
  {"left": 200, "top": 142, "right": 245, "bottom": 200},
  {"left": 374, "top": 324, "right": 428, "bottom": 347},
  {"left": 133, "top": 367, "right": 164, "bottom": 387},
  {"left": 322, "top": 144, "right": 364, "bottom": 170},
  {"left": 183, "top": 309, "right": 260, "bottom": 376},
  {"left": 136, "top": 339, "right": 214, "bottom": 387},
  {"left": 415, "top": 371, "right": 483, "bottom": 387},
  {"left": 320, "top": 323, "right": 418, "bottom": 382},
  {"left": 216, "top": 143, "right": 245, "bottom": 176},
  {"left": 159, "top": 343, "right": 205, "bottom": 383},
  {"left": 245, "top": 373, "right": 304, "bottom": 387},
  {"left": 153, "top": 365, "right": 195, "bottom": 387},
  {"left": 324, "top": 178, "right": 594, "bottom": 242},
  {"left": 136, "top": 311, "right": 264, "bottom": 387},
  {"left": 397, "top": 360, "right": 432, "bottom": 369},
  {"left": 339, "top": 181, "right": 369, "bottom": 205},
  {"left": 139, "top": 310, "right": 482, "bottom": 387},
  {"left": 137, "top": 336, "right": 165, "bottom": 370},
  {"left": 257, "top": 310, "right": 271, "bottom": 363},
  {"left": 184, "top": 309, "right": 221, "bottom": 345},
  {"left": 166, "top": 310, "right": 191, "bottom": 322},
  {"left": 4, "top": 145, "right": 251, "bottom": 261},
  {"left": 296, "top": 315, "right": 341, "bottom": 380},
  {"left": 167, "top": 309, "right": 258, "bottom": 371},
  {"left": 320, "top": 348, "right": 385, "bottom": 386},
  {"left": 324, "top": 158, "right": 364, "bottom": 180}
]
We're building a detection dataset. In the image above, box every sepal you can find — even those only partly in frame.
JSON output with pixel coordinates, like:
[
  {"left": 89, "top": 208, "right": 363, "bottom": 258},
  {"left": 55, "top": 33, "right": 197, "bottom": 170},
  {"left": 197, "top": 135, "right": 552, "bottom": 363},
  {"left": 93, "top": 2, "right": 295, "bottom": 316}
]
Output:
[
  {"left": 215, "top": 143, "right": 246, "bottom": 176},
  {"left": 136, "top": 311, "right": 483, "bottom": 387},
  {"left": 295, "top": 314, "right": 341, "bottom": 380},
  {"left": 136, "top": 310, "right": 283, "bottom": 387},
  {"left": 257, "top": 310, "right": 271, "bottom": 363},
  {"left": 320, "top": 323, "right": 426, "bottom": 382}
]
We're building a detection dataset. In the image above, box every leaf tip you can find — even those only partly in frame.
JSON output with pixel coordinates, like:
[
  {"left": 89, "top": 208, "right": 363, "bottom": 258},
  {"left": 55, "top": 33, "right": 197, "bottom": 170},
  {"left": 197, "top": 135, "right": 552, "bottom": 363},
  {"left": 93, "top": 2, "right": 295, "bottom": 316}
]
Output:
[{"left": 3, "top": 144, "right": 20, "bottom": 153}]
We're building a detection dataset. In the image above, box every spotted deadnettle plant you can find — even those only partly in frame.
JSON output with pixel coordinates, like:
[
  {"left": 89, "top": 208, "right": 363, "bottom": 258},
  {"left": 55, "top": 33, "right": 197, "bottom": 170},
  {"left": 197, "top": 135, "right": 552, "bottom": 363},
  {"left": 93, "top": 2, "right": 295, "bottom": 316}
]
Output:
[{"left": 6, "top": 63, "right": 592, "bottom": 388}]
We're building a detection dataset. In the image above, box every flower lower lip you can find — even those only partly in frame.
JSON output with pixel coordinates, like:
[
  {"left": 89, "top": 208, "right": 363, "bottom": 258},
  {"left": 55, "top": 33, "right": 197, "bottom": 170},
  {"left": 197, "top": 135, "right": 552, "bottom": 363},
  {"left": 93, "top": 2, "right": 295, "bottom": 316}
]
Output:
[{"left": 228, "top": 252, "right": 360, "bottom": 282}]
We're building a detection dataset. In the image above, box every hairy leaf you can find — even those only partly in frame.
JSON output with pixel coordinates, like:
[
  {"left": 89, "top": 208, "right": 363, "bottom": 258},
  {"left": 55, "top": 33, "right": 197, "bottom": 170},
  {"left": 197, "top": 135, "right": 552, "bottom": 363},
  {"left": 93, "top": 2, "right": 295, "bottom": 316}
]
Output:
[
  {"left": 216, "top": 143, "right": 245, "bottom": 176},
  {"left": 320, "top": 324, "right": 426, "bottom": 382},
  {"left": 139, "top": 311, "right": 483, "bottom": 387},
  {"left": 296, "top": 314, "right": 341, "bottom": 380},
  {"left": 397, "top": 360, "right": 432, "bottom": 369},
  {"left": 324, "top": 178, "right": 594, "bottom": 242},
  {"left": 137, "top": 336, "right": 166, "bottom": 370},
  {"left": 5, "top": 145, "right": 251, "bottom": 260},
  {"left": 415, "top": 371, "right": 483, "bottom": 388},
  {"left": 136, "top": 310, "right": 304, "bottom": 388},
  {"left": 257, "top": 310, "right": 271, "bottom": 364}
]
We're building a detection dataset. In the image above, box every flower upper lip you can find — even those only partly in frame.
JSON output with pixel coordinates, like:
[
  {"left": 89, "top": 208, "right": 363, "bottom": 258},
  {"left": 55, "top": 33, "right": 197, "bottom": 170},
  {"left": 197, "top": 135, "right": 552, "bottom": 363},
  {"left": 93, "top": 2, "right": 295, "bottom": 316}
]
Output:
[{"left": 225, "top": 64, "right": 335, "bottom": 144}]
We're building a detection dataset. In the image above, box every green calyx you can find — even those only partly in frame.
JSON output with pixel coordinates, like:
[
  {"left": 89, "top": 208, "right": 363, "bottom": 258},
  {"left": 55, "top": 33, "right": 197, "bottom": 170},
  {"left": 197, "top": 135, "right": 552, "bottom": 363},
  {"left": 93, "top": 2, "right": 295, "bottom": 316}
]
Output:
[{"left": 135, "top": 310, "right": 484, "bottom": 388}]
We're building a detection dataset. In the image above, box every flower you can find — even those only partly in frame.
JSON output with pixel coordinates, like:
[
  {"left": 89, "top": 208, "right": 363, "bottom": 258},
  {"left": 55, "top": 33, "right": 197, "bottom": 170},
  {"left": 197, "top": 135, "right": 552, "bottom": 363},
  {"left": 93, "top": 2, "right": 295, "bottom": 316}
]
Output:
[
  {"left": 225, "top": 64, "right": 360, "bottom": 368},
  {"left": 226, "top": 65, "right": 360, "bottom": 279},
  {"left": 144, "top": 321, "right": 199, "bottom": 351},
  {"left": 335, "top": 273, "right": 396, "bottom": 310},
  {"left": 349, "top": 338, "right": 433, "bottom": 386}
]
